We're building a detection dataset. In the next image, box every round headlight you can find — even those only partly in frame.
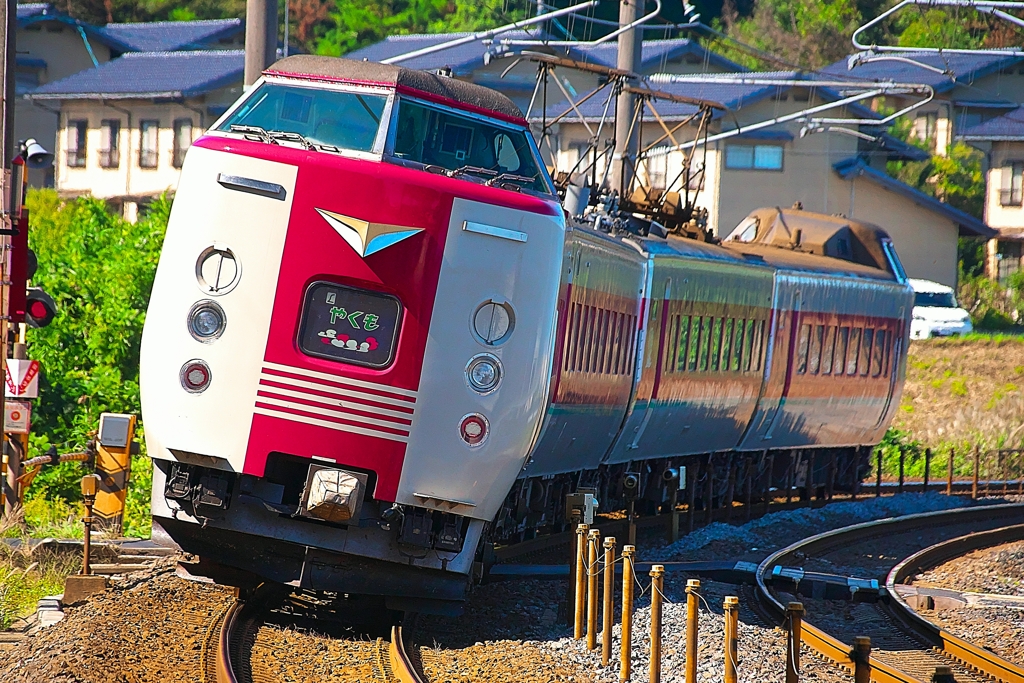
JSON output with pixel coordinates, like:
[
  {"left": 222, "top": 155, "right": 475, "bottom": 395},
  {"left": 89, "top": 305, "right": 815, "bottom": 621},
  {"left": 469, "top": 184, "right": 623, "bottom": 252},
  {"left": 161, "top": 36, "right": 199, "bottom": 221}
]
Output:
[
  {"left": 180, "top": 359, "right": 212, "bottom": 393},
  {"left": 466, "top": 354, "right": 502, "bottom": 394},
  {"left": 188, "top": 300, "right": 226, "bottom": 342}
]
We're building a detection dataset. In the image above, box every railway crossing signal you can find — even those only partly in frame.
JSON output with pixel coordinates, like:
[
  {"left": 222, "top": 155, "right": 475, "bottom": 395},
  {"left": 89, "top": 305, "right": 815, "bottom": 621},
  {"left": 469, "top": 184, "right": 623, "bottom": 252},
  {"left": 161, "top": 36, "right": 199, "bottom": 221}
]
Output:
[
  {"left": 93, "top": 413, "right": 139, "bottom": 535},
  {"left": 25, "top": 287, "right": 56, "bottom": 328}
]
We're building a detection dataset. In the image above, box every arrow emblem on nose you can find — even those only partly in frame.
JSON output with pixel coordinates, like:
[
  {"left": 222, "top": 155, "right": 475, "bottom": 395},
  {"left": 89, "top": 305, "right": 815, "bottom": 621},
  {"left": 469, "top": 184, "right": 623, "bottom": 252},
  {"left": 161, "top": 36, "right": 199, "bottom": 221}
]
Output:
[{"left": 316, "top": 208, "right": 423, "bottom": 258}]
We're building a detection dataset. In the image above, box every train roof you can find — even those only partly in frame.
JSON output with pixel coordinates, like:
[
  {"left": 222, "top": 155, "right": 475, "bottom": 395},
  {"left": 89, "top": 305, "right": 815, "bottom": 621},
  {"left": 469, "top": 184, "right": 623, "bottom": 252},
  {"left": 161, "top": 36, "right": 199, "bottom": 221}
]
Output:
[
  {"left": 264, "top": 55, "right": 525, "bottom": 123},
  {"left": 720, "top": 207, "right": 899, "bottom": 280}
]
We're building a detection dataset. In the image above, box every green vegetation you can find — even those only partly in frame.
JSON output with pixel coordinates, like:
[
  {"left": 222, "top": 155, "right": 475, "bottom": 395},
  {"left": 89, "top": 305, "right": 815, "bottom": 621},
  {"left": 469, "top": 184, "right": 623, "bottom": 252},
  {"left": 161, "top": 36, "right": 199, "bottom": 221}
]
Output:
[
  {"left": 6, "top": 190, "right": 167, "bottom": 540},
  {"left": 0, "top": 541, "right": 78, "bottom": 630}
]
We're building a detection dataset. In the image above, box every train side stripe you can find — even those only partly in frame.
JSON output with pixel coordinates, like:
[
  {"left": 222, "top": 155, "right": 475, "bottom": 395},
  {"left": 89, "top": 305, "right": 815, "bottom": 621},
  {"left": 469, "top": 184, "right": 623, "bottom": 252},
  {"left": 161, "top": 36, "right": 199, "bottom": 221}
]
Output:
[
  {"left": 254, "top": 395, "right": 414, "bottom": 433},
  {"left": 262, "top": 361, "right": 419, "bottom": 400},
  {"left": 254, "top": 406, "right": 411, "bottom": 443},
  {"left": 255, "top": 385, "right": 415, "bottom": 422},
  {"left": 258, "top": 373, "right": 416, "bottom": 414}
]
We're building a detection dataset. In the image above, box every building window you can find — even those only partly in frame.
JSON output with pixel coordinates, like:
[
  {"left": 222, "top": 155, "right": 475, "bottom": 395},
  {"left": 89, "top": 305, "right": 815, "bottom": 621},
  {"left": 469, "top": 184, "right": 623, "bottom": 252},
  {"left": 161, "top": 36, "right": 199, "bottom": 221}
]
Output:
[
  {"left": 725, "top": 144, "right": 783, "bottom": 171},
  {"left": 912, "top": 112, "right": 937, "bottom": 142},
  {"left": 646, "top": 152, "right": 667, "bottom": 190},
  {"left": 1000, "top": 161, "right": 1024, "bottom": 206},
  {"left": 139, "top": 120, "right": 159, "bottom": 168},
  {"left": 66, "top": 120, "right": 87, "bottom": 167},
  {"left": 99, "top": 119, "right": 120, "bottom": 169},
  {"left": 173, "top": 118, "right": 193, "bottom": 168}
]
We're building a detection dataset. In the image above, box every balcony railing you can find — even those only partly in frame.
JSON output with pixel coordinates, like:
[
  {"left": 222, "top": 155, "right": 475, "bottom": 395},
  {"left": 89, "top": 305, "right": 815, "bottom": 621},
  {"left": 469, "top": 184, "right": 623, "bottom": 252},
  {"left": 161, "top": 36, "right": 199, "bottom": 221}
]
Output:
[
  {"left": 99, "top": 149, "right": 120, "bottom": 169},
  {"left": 67, "top": 149, "right": 86, "bottom": 168}
]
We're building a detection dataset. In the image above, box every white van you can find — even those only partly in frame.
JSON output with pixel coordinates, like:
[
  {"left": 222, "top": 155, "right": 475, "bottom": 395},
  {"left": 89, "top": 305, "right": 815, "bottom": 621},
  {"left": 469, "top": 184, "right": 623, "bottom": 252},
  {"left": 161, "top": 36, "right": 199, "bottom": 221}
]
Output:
[{"left": 909, "top": 278, "right": 973, "bottom": 339}]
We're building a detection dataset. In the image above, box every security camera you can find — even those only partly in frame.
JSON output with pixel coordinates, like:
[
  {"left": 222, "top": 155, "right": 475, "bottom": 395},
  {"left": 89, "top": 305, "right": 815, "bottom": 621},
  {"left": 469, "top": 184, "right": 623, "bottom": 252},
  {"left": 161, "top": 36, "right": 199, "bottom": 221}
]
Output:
[
  {"left": 622, "top": 473, "right": 640, "bottom": 502},
  {"left": 662, "top": 467, "right": 680, "bottom": 483},
  {"left": 21, "top": 138, "right": 54, "bottom": 169}
]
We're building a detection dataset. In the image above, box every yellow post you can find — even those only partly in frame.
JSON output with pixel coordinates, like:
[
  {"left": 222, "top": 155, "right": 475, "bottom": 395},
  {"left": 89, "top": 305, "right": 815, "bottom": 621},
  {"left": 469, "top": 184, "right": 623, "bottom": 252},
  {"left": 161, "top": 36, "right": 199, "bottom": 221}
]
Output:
[
  {"left": 602, "top": 536, "right": 616, "bottom": 666},
  {"left": 685, "top": 579, "right": 700, "bottom": 683},
  {"left": 587, "top": 528, "right": 600, "bottom": 651},
  {"left": 574, "top": 523, "right": 589, "bottom": 640},
  {"left": 620, "top": 544, "right": 635, "bottom": 682},
  {"left": 93, "top": 413, "right": 137, "bottom": 535},
  {"left": 649, "top": 565, "right": 665, "bottom": 683},
  {"left": 786, "top": 602, "right": 804, "bottom": 683},
  {"left": 724, "top": 596, "right": 739, "bottom": 683},
  {"left": 853, "top": 636, "right": 871, "bottom": 683}
]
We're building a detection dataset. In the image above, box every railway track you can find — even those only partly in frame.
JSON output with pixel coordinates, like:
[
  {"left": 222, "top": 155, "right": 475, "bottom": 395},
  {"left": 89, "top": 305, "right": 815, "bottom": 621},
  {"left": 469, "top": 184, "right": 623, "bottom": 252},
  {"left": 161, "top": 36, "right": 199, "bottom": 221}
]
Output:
[
  {"left": 755, "top": 503, "right": 1024, "bottom": 683},
  {"left": 204, "top": 585, "right": 427, "bottom": 683}
]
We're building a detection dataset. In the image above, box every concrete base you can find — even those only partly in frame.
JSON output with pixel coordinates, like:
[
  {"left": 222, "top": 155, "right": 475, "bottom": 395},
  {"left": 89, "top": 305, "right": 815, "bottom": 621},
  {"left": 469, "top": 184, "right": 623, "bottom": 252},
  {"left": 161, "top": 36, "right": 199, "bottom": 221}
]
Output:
[{"left": 63, "top": 574, "right": 108, "bottom": 604}]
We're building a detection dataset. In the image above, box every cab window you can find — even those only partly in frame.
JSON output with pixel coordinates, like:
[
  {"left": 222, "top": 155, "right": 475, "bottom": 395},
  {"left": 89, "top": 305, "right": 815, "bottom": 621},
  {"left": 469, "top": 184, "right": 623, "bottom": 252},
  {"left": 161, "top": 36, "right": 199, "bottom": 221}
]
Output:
[{"left": 391, "top": 98, "right": 551, "bottom": 194}]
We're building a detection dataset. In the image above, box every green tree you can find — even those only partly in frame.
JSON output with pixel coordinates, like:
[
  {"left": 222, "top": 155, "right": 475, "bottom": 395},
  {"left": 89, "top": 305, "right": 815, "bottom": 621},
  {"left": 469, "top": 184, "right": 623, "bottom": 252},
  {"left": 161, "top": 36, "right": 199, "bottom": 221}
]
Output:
[
  {"left": 896, "top": 8, "right": 985, "bottom": 49},
  {"left": 719, "top": 0, "right": 862, "bottom": 69},
  {"left": 20, "top": 190, "right": 167, "bottom": 504}
]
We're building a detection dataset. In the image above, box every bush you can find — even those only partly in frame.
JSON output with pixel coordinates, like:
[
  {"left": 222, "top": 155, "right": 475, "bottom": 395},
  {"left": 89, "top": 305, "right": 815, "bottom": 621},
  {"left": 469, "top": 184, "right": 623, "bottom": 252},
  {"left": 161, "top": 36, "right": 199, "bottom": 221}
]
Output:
[{"left": 15, "top": 190, "right": 168, "bottom": 537}]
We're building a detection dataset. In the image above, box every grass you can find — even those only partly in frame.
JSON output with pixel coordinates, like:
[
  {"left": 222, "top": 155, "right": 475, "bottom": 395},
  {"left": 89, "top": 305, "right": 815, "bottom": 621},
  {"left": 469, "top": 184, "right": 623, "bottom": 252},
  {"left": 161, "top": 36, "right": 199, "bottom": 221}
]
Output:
[
  {"left": 0, "top": 512, "right": 80, "bottom": 629},
  {"left": 896, "top": 337, "right": 1024, "bottom": 450}
]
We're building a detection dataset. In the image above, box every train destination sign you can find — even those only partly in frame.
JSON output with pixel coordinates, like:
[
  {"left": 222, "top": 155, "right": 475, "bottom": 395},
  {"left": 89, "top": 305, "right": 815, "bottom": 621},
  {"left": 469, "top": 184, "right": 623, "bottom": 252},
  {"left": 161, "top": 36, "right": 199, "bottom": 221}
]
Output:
[{"left": 299, "top": 282, "right": 401, "bottom": 368}]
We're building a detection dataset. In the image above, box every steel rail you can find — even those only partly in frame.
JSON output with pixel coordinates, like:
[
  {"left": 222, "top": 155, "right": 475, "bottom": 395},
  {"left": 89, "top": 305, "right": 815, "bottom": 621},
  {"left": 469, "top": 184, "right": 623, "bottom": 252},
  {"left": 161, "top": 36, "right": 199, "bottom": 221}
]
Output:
[
  {"left": 390, "top": 625, "right": 428, "bottom": 683},
  {"left": 215, "top": 600, "right": 242, "bottom": 683},
  {"left": 885, "top": 524, "right": 1024, "bottom": 683},
  {"left": 755, "top": 503, "right": 1024, "bottom": 683}
]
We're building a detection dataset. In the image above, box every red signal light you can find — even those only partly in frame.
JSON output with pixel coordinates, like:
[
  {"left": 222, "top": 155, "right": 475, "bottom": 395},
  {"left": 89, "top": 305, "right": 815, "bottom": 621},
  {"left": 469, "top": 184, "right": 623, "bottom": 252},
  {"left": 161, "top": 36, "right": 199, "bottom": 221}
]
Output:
[{"left": 25, "top": 288, "right": 57, "bottom": 328}]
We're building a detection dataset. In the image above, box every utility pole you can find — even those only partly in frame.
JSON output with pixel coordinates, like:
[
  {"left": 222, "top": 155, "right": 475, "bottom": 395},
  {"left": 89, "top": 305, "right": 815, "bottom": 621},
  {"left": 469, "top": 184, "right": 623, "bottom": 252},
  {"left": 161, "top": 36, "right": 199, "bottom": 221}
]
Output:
[
  {"left": 612, "top": 0, "right": 643, "bottom": 197},
  {"left": 244, "top": 0, "right": 279, "bottom": 87},
  {"left": 1, "top": 0, "right": 15, "bottom": 516}
]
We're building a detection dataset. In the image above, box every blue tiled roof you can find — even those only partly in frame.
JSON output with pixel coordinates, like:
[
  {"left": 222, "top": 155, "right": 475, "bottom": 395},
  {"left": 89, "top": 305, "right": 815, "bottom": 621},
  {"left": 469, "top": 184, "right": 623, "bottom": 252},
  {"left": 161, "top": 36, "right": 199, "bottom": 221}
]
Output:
[
  {"left": 957, "top": 107, "right": 1024, "bottom": 140},
  {"left": 98, "top": 18, "right": 243, "bottom": 52},
  {"left": 345, "top": 30, "right": 591, "bottom": 75},
  {"left": 17, "top": 3, "right": 52, "bottom": 21},
  {"left": 27, "top": 49, "right": 243, "bottom": 99},
  {"left": 833, "top": 157, "right": 994, "bottom": 237},
  {"left": 569, "top": 38, "right": 746, "bottom": 74},
  {"left": 821, "top": 51, "right": 1024, "bottom": 94}
]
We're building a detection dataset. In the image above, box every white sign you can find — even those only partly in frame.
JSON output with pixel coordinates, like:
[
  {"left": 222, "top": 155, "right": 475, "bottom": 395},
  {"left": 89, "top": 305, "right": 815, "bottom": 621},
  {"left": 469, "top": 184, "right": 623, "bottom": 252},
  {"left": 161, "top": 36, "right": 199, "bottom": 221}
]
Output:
[
  {"left": 5, "top": 359, "right": 39, "bottom": 398},
  {"left": 4, "top": 400, "right": 31, "bottom": 434}
]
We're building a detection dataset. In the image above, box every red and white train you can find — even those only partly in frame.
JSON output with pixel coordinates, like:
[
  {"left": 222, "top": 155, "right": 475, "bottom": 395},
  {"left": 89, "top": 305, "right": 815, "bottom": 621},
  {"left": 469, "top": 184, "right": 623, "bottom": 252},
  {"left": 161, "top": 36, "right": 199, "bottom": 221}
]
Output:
[{"left": 140, "top": 55, "right": 913, "bottom": 614}]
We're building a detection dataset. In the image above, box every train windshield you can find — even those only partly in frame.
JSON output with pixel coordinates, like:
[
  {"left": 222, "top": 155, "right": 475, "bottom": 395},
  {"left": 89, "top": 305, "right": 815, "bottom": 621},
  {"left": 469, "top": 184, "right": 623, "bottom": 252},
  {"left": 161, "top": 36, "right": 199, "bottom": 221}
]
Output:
[
  {"left": 217, "top": 82, "right": 388, "bottom": 153},
  {"left": 391, "top": 98, "right": 552, "bottom": 194}
]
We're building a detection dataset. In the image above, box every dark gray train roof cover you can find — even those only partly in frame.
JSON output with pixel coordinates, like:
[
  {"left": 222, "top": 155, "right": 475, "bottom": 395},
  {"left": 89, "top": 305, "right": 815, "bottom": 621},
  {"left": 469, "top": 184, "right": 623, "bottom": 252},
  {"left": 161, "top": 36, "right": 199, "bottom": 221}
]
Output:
[{"left": 266, "top": 55, "right": 525, "bottom": 121}]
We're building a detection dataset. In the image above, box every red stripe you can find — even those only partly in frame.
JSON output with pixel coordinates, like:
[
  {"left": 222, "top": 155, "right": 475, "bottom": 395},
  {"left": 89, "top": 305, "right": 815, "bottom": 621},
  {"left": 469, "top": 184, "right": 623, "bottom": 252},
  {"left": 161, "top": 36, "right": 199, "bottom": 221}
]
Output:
[
  {"left": 255, "top": 401, "right": 411, "bottom": 436},
  {"left": 258, "top": 375, "right": 416, "bottom": 413},
  {"left": 256, "top": 389, "right": 413, "bottom": 425},
  {"left": 260, "top": 367, "right": 416, "bottom": 404}
]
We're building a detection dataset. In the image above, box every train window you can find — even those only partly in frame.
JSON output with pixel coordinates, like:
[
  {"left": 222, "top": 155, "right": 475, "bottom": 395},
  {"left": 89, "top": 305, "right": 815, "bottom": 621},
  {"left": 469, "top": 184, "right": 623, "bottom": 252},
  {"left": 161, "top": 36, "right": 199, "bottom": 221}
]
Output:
[
  {"left": 835, "top": 327, "right": 850, "bottom": 377},
  {"left": 796, "top": 323, "right": 810, "bottom": 374},
  {"left": 675, "top": 315, "right": 690, "bottom": 373},
  {"left": 710, "top": 318, "right": 723, "bottom": 371},
  {"left": 392, "top": 98, "right": 551, "bottom": 194},
  {"left": 579, "top": 306, "right": 592, "bottom": 373},
  {"left": 750, "top": 320, "right": 764, "bottom": 372},
  {"left": 687, "top": 317, "right": 702, "bottom": 371},
  {"left": 219, "top": 83, "right": 387, "bottom": 153},
  {"left": 847, "top": 328, "right": 861, "bottom": 375},
  {"left": 571, "top": 303, "right": 584, "bottom": 372},
  {"left": 860, "top": 329, "right": 874, "bottom": 376},
  {"left": 698, "top": 317, "right": 712, "bottom": 372},
  {"left": 808, "top": 325, "right": 823, "bottom": 375},
  {"left": 721, "top": 319, "right": 734, "bottom": 372},
  {"left": 595, "top": 309, "right": 608, "bottom": 374},
  {"left": 731, "top": 319, "right": 745, "bottom": 372},
  {"left": 821, "top": 326, "right": 836, "bottom": 375},
  {"left": 871, "top": 329, "right": 885, "bottom": 377},
  {"left": 564, "top": 302, "right": 579, "bottom": 372},
  {"left": 610, "top": 312, "right": 622, "bottom": 374},
  {"left": 625, "top": 314, "right": 638, "bottom": 372},
  {"left": 297, "top": 282, "right": 402, "bottom": 368}
]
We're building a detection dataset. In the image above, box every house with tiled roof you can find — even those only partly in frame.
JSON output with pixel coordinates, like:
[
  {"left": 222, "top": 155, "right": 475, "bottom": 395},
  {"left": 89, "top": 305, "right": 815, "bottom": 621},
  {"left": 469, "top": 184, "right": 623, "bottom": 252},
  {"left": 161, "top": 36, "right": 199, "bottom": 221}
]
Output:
[
  {"left": 820, "top": 50, "right": 1024, "bottom": 155},
  {"left": 14, "top": 3, "right": 244, "bottom": 190},
  {"left": 26, "top": 49, "right": 243, "bottom": 217},
  {"left": 540, "top": 69, "right": 990, "bottom": 287},
  {"left": 958, "top": 107, "right": 1024, "bottom": 281}
]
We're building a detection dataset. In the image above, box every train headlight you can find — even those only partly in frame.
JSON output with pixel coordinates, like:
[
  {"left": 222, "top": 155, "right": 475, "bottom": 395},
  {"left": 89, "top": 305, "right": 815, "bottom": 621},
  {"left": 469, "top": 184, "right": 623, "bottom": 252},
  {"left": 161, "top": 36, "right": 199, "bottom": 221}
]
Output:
[
  {"left": 466, "top": 354, "right": 502, "bottom": 394},
  {"left": 180, "top": 359, "right": 212, "bottom": 393},
  {"left": 187, "top": 300, "right": 226, "bottom": 341}
]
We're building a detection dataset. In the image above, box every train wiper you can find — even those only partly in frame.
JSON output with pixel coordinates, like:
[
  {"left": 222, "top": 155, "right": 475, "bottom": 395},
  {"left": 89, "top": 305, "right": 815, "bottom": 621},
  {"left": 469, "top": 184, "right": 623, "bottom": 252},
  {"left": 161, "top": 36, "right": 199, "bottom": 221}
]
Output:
[
  {"left": 485, "top": 173, "right": 534, "bottom": 189},
  {"left": 230, "top": 124, "right": 276, "bottom": 144},
  {"left": 448, "top": 165, "right": 498, "bottom": 180},
  {"left": 267, "top": 130, "right": 315, "bottom": 151}
]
